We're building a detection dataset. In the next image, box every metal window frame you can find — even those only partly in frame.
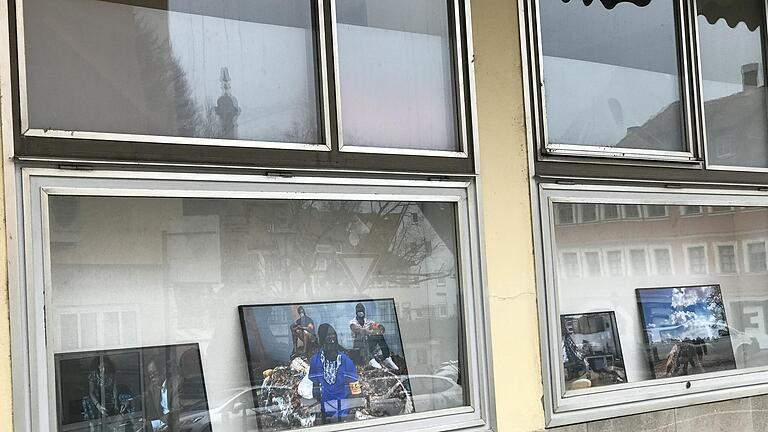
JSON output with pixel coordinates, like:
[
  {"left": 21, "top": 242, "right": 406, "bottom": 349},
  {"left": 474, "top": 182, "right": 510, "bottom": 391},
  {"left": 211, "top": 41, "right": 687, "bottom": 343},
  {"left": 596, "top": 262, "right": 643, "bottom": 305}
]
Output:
[
  {"left": 10, "top": 168, "right": 495, "bottom": 432},
  {"left": 329, "top": 0, "right": 471, "bottom": 159},
  {"left": 698, "top": 0, "right": 768, "bottom": 173},
  {"left": 524, "top": 0, "right": 699, "bottom": 163},
  {"left": 9, "top": 0, "right": 476, "bottom": 167},
  {"left": 15, "top": 0, "right": 334, "bottom": 153},
  {"left": 536, "top": 182, "right": 768, "bottom": 427}
]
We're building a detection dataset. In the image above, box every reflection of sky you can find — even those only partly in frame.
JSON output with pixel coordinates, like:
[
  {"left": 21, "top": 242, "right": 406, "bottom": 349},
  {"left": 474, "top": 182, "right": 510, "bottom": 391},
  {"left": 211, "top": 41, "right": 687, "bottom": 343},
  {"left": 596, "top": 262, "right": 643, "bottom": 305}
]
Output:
[
  {"left": 639, "top": 286, "right": 725, "bottom": 343},
  {"left": 244, "top": 299, "right": 404, "bottom": 364},
  {"left": 166, "top": 12, "right": 319, "bottom": 142}
]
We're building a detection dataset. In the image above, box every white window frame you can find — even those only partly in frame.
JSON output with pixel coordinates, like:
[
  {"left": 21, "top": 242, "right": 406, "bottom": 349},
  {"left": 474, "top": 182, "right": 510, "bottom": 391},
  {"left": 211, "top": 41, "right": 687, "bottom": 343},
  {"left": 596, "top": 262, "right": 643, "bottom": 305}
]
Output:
[
  {"left": 684, "top": 243, "right": 709, "bottom": 275},
  {"left": 680, "top": 205, "right": 703, "bottom": 216},
  {"left": 581, "top": 249, "right": 602, "bottom": 277},
  {"left": 627, "top": 246, "right": 650, "bottom": 277},
  {"left": 578, "top": 203, "right": 599, "bottom": 223},
  {"left": 650, "top": 245, "right": 675, "bottom": 276},
  {"left": 600, "top": 204, "right": 621, "bottom": 221},
  {"left": 536, "top": 183, "right": 768, "bottom": 427},
  {"left": 555, "top": 202, "right": 577, "bottom": 225},
  {"left": 559, "top": 250, "right": 582, "bottom": 279},
  {"left": 714, "top": 241, "right": 739, "bottom": 275},
  {"left": 11, "top": 169, "right": 495, "bottom": 432},
  {"left": 643, "top": 205, "right": 669, "bottom": 219},
  {"left": 621, "top": 204, "right": 642, "bottom": 219},
  {"left": 602, "top": 248, "right": 625, "bottom": 277},
  {"left": 744, "top": 238, "right": 768, "bottom": 274}
]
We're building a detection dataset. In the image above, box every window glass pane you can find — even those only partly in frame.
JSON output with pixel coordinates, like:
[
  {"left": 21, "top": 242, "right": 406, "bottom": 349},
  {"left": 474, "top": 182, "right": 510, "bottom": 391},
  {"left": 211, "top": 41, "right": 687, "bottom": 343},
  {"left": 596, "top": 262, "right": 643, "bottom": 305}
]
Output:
[
  {"left": 584, "top": 251, "right": 602, "bottom": 277},
  {"left": 697, "top": 0, "right": 768, "bottom": 168},
  {"left": 23, "top": 0, "right": 322, "bottom": 144},
  {"left": 747, "top": 242, "right": 767, "bottom": 272},
  {"left": 653, "top": 248, "right": 673, "bottom": 275},
  {"left": 718, "top": 245, "right": 737, "bottom": 274},
  {"left": 336, "top": 0, "right": 459, "bottom": 151},
  {"left": 553, "top": 203, "right": 768, "bottom": 392},
  {"left": 48, "top": 196, "right": 465, "bottom": 430},
  {"left": 540, "top": 0, "right": 684, "bottom": 152}
]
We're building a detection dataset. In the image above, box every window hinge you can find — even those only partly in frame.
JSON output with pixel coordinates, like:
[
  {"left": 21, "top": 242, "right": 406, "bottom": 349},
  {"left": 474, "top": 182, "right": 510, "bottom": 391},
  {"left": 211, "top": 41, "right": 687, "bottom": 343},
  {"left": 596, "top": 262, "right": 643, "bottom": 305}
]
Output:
[
  {"left": 57, "top": 164, "right": 94, "bottom": 171},
  {"left": 265, "top": 171, "right": 294, "bottom": 178}
]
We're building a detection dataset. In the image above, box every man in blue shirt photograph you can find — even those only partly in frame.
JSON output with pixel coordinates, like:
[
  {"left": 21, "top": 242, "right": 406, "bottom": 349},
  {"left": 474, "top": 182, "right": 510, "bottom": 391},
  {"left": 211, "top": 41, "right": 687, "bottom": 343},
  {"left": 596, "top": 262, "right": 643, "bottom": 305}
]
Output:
[{"left": 308, "top": 323, "right": 361, "bottom": 421}]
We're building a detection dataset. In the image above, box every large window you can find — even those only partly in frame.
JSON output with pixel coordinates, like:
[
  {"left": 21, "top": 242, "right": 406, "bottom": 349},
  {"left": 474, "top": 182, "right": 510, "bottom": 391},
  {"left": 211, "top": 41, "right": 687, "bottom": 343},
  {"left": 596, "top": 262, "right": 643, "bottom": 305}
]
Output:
[
  {"left": 538, "top": 185, "right": 768, "bottom": 425},
  {"left": 18, "top": 171, "right": 492, "bottom": 432},
  {"left": 526, "top": 0, "right": 768, "bottom": 172},
  {"left": 539, "top": 0, "right": 687, "bottom": 157},
  {"left": 14, "top": 0, "right": 475, "bottom": 169},
  {"left": 525, "top": 0, "right": 768, "bottom": 426}
]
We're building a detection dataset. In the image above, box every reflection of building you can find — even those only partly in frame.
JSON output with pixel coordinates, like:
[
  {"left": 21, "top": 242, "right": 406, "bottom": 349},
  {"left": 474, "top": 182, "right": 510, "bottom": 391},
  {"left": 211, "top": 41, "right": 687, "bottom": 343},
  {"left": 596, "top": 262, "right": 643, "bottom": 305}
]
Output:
[{"left": 555, "top": 204, "right": 768, "bottom": 375}]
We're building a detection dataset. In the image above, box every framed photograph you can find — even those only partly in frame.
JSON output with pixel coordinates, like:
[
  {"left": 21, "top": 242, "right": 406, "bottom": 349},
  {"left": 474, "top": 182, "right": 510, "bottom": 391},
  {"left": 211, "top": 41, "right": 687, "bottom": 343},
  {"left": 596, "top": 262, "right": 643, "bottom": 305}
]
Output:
[
  {"left": 55, "top": 343, "right": 209, "bottom": 432},
  {"left": 636, "top": 284, "right": 737, "bottom": 379},
  {"left": 239, "top": 298, "right": 413, "bottom": 430},
  {"left": 560, "top": 312, "right": 626, "bottom": 390}
]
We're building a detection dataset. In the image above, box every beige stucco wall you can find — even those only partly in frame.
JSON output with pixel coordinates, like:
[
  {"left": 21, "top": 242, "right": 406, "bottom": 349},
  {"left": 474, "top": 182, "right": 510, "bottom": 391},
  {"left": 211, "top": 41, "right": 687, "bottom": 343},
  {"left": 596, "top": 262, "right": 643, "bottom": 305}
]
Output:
[{"left": 472, "top": 0, "right": 545, "bottom": 431}]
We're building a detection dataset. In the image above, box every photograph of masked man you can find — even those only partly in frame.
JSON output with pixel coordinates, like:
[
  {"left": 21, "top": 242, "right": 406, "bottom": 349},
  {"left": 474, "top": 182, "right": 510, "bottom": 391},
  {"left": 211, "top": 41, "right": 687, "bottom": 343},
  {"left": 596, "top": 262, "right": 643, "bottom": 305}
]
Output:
[
  {"left": 350, "top": 303, "right": 399, "bottom": 370},
  {"left": 308, "top": 323, "right": 362, "bottom": 421},
  {"left": 144, "top": 357, "right": 182, "bottom": 431},
  {"left": 290, "top": 305, "right": 316, "bottom": 357}
]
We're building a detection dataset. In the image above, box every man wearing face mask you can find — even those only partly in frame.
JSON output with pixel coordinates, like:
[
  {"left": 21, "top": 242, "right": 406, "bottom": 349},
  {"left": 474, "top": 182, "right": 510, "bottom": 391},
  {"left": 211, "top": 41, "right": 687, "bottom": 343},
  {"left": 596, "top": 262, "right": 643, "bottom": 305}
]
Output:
[
  {"left": 308, "top": 323, "right": 361, "bottom": 420},
  {"left": 290, "top": 305, "right": 316, "bottom": 357},
  {"left": 350, "top": 303, "right": 399, "bottom": 370}
]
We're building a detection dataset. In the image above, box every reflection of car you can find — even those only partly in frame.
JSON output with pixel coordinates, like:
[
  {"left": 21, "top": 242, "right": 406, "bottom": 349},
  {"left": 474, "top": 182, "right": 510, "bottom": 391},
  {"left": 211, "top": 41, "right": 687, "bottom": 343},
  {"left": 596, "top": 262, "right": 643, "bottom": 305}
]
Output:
[
  {"left": 407, "top": 375, "right": 464, "bottom": 412},
  {"left": 367, "top": 374, "right": 462, "bottom": 413},
  {"left": 176, "top": 387, "right": 260, "bottom": 432}
]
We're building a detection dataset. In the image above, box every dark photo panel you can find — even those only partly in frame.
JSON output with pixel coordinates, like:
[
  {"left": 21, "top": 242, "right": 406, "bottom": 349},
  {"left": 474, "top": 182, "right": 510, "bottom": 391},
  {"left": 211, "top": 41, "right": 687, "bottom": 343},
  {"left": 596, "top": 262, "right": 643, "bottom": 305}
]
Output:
[
  {"left": 55, "top": 343, "right": 208, "bottom": 432},
  {"left": 560, "top": 311, "right": 626, "bottom": 390},
  {"left": 637, "top": 285, "right": 737, "bottom": 379},
  {"left": 239, "top": 298, "right": 412, "bottom": 431}
]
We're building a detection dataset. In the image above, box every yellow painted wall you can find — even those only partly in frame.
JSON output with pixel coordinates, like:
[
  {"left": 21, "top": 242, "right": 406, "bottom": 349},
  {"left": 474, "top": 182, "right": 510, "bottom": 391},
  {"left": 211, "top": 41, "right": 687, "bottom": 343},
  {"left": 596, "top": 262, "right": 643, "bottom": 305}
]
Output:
[{"left": 472, "top": 0, "right": 545, "bottom": 431}]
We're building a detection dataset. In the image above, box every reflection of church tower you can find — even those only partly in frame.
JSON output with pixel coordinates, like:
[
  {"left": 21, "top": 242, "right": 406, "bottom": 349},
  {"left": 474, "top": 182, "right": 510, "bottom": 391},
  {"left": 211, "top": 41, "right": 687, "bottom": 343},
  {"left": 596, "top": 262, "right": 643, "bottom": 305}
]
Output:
[{"left": 214, "top": 67, "right": 241, "bottom": 139}]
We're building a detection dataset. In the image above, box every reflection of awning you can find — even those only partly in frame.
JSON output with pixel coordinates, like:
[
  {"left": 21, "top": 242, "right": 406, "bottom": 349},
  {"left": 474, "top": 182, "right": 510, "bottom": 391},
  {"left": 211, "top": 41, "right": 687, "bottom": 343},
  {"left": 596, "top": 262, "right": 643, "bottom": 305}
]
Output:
[
  {"left": 698, "top": 0, "right": 762, "bottom": 31},
  {"left": 561, "top": 0, "right": 762, "bottom": 31}
]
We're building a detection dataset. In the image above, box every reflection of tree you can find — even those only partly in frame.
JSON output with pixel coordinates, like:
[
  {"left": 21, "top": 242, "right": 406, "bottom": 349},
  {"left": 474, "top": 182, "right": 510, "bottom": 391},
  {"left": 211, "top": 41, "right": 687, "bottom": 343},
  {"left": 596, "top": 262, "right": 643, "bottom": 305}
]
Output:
[
  {"left": 133, "top": 14, "right": 225, "bottom": 139},
  {"left": 705, "top": 288, "right": 726, "bottom": 324},
  {"left": 257, "top": 201, "right": 455, "bottom": 292}
]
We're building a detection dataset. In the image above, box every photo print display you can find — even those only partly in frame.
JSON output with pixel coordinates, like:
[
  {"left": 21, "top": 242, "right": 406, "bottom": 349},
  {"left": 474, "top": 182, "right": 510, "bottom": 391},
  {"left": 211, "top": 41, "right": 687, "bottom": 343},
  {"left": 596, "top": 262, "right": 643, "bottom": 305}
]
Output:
[
  {"left": 239, "top": 298, "right": 413, "bottom": 430},
  {"left": 55, "top": 343, "right": 208, "bottom": 432},
  {"left": 560, "top": 312, "right": 626, "bottom": 390},
  {"left": 636, "top": 285, "right": 737, "bottom": 379}
]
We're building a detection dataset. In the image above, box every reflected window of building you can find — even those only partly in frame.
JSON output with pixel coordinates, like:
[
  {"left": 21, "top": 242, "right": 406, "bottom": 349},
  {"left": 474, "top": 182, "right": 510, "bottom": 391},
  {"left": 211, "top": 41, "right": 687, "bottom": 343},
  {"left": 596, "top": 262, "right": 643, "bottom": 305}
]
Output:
[
  {"left": 652, "top": 247, "right": 673, "bottom": 275},
  {"left": 601, "top": 204, "right": 621, "bottom": 220},
  {"left": 686, "top": 245, "right": 708, "bottom": 274},
  {"left": 539, "top": 0, "right": 684, "bottom": 153},
  {"left": 583, "top": 251, "right": 602, "bottom": 277},
  {"left": 681, "top": 206, "right": 703, "bottom": 216},
  {"left": 580, "top": 204, "right": 599, "bottom": 223},
  {"left": 622, "top": 205, "right": 642, "bottom": 219},
  {"left": 556, "top": 203, "right": 577, "bottom": 224},
  {"left": 629, "top": 248, "right": 648, "bottom": 276},
  {"left": 644, "top": 205, "right": 669, "bottom": 218},
  {"left": 561, "top": 252, "right": 581, "bottom": 278},
  {"left": 746, "top": 240, "right": 768, "bottom": 272},
  {"left": 606, "top": 250, "right": 625, "bottom": 277},
  {"left": 717, "top": 243, "right": 738, "bottom": 274}
]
